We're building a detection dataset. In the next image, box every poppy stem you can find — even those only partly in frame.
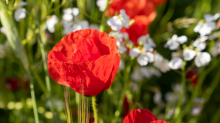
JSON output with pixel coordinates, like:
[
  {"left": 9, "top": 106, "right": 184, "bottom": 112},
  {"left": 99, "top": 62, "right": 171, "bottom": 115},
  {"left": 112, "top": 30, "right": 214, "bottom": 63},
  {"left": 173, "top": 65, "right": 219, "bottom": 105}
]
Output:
[
  {"left": 100, "top": 0, "right": 109, "bottom": 32},
  {"left": 27, "top": 70, "right": 40, "bottom": 123},
  {"left": 172, "top": 61, "right": 186, "bottom": 122},
  {"left": 92, "top": 96, "right": 98, "bottom": 123}
]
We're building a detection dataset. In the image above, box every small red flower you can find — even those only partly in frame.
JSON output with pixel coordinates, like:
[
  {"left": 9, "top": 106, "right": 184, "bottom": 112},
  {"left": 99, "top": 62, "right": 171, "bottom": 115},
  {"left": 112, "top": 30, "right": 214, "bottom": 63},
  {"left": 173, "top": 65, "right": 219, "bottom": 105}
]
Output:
[
  {"left": 123, "top": 96, "right": 130, "bottom": 118},
  {"left": 186, "top": 67, "right": 198, "bottom": 87},
  {"left": 47, "top": 29, "right": 120, "bottom": 96},
  {"left": 5, "top": 78, "right": 19, "bottom": 90},
  {"left": 123, "top": 109, "right": 158, "bottom": 123}
]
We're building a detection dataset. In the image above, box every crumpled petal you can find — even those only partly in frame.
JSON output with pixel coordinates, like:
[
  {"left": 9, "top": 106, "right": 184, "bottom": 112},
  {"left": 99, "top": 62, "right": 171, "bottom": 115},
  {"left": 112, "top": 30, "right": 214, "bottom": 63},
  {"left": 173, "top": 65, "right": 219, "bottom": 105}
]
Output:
[
  {"left": 48, "top": 29, "right": 120, "bottom": 96},
  {"left": 183, "top": 49, "right": 196, "bottom": 61},
  {"left": 150, "top": 120, "right": 169, "bottom": 123},
  {"left": 123, "top": 109, "right": 158, "bottom": 123},
  {"left": 168, "top": 57, "right": 183, "bottom": 69}
]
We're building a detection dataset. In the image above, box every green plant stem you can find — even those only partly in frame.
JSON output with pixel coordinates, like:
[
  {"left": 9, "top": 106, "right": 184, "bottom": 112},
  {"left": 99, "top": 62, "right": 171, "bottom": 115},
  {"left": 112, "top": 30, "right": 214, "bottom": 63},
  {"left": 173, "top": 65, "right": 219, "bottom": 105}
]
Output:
[
  {"left": 180, "top": 58, "right": 219, "bottom": 119},
  {"left": 172, "top": 61, "right": 186, "bottom": 122},
  {"left": 38, "top": 34, "right": 54, "bottom": 114},
  {"left": 0, "top": 2, "right": 39, "bottom": 123},
  {"left": 27, "top": 69, "right": 40, "bottom": 123},
  {"left": 210, "top": 105, "right": 220, "bottom": 123},
  {"left": 203, "top": 61, "right": 220, "bottom": 103},
  {"left": 195, "top": 59, "right": 220, "bottom": 122},
  {"left": 100, "top": 0, "right": 109, "bottom": 32},
  {"left": 92, "top": 96, "right": 98, "bottom": 123}
]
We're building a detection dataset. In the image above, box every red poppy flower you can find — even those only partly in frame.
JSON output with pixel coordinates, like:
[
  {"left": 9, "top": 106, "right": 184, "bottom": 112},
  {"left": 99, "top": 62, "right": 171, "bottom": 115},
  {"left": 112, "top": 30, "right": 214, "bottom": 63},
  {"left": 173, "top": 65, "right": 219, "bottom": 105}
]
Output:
[
  {"left": 5, "top": 78, "right": 19, "bottom": 90},
  {"left": 186, "top": 67, "right": 198, "bottom": 87},
  {"left": 47, "top": 29, "right": 120, "bottom": 96},
  {"left": 149, "top": 0, "right": 167, "bottom": 6},
  {"left": 123, "top": 96, "right": 130, "bottom": 118},
  {"left": 107, "top": 0, "right": 156, "bottom": 46},
  {"left": 150, "top": 120, "right": 169, "bottom": 123},
  {"left": 123, "top": 109, "right": 158, "bottom": 123}
]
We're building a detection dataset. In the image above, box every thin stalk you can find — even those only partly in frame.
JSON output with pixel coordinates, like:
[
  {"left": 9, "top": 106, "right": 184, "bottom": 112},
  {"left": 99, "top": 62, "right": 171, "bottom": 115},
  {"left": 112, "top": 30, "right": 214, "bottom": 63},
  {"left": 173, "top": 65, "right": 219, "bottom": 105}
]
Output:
[
  {"left": 64, "top": 86, "right": 73, "bottom": 123},
  {"left": 210, "top": 105, "right": 220, "bottom": 123},
  {"left": 27, "top": 69, "right": 40, "bottom": 123},
  {"left": 195, "top": 60, "right": 220, "bottom": 122},
  {"left": 38, "top": 34, "right": 54, "bottom": 114},
  {"left": 92, "top": 96, "right": 98, "bottom": 123},
  {"left": 0, "top": 1, "right": 39, "bottom": 122},
  {"left": 100, "top": 0, "right": 109, "bottom": 32},
  {"left": 172, "top": 61, "right": 186, "bottom": 122},
  {"left": 180, "top": 58, "right": 219, "bottom": 119}
]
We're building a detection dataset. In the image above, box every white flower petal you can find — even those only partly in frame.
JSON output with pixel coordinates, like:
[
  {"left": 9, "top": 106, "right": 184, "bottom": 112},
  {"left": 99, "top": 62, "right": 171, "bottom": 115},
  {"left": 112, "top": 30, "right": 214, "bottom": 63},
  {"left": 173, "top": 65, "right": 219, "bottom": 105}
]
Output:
[
  {"left": 195, "top": 52, "right": 211, "bottom": 67},
  {"left": 119, "top": 58, "right": 124, "bottom": 71},
  {"left": 63, "top": 14, "right": 73, "bottom": 21},
  {"left": 199, "top": 22, "right": 216, "bottom": 36},
  {"left": 96, "top": 0, "right": 107, "bottom": 12},
  {"left": 169, "top": 42, "right": 179, "bottom": 50},
  {"left": 118, "top": 46, "right": 127, "bottom": 54},
  {"left": 154, "top": 53, "right": 170, "bottom": 73},
  {"left": 146, "top": 52, "right": 154, "bottom": 63},
  {"left": 131, "top": 67, "right": 143, "bottom": 81},
  {"left": 196, "top": 42, "right": 206, "bottom": 51},
  {"left": 72, "top": 20, "right": 89, "bottom": 31},
  {"left": 204, "top": 14, "right": 216, "bottom": 22},
  {"left": 129, "top": 48, "right": 141, "bottom": 57},
  {"left": 194, "top": 22, "right": 203, "bottom": 32},
  {"left": 168, "top": 57, "right": 183, "bottom": 69},
  {"left": 211, "top": 41, "right": 220, "bottom": 56},
  {"left": 63, "top": 8, "right": 72, "bottom": 14},
  {"left": 177, "top": 35, "right": 187, "bottom": 44},
  {"left": 0, "top": 27, "right": 6, "bottom": 34},
  {"left": 120, "top": 9, "right": 130, "bottom": 28},
  {"left": 172, "top": 34, "right": 178, "bottom": 41},
  {"left": 137, "top": 35, "right": 146, "bottom": 44},
  {"left": 46, "top": 15, "right": 58, "bottom": 33},
  {"left": 72, "top": 8, "right": 79, "bottom": 16},
  {"left": 89, "top": 24, "right": 100, "bottom": 30},
  {"left": 191, "top": 106, "right": 203, "bottom": 116},
  {"left": 137, "top": 54, "right": 149, "bottom": 66},
  {"left": 107, "top": 16, "right": 123, "bottom": 31},
  {"left": 17, "top": 2, "right": 27, "bottom": 7},
  {"left": 154, "top": 92, "right": 162, "bottom": 104},
  {"left": 183, "top": 49, "right": 196, "bottom": 61},
  {"left": 14, "top": 8, "right": 26, "bottom": 22}
]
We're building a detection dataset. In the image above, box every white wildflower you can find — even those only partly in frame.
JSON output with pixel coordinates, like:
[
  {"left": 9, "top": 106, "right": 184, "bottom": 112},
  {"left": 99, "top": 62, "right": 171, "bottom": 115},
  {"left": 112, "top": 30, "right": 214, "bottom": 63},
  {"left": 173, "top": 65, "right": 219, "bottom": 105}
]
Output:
[
  {"left": 194, "top": 21, "right": 216, "bottom": 36},
  {"left": 138, "top": 34, "right": 156, "bottom": 52},
  {"left": 107, "top": 9, "right": 130, "bottom": 31},
  {"left": 46, "top": 15, "right": 58, "bottom": 33},
  {"left": 168, "top": 57, "right": 183, "bottom": 70},
  {"left": 14, "top": 8, "right": 26, "bottom": 22},
  {"left": 165, "top": 34, "right": 187, "bottom": 50}
]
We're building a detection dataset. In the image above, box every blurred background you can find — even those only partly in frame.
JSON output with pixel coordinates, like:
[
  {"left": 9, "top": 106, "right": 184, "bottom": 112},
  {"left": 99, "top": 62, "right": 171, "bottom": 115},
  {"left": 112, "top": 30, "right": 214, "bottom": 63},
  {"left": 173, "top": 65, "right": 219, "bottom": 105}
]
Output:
[{"left": 1, "top": 0, "right": 220, "bottom": 123}]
